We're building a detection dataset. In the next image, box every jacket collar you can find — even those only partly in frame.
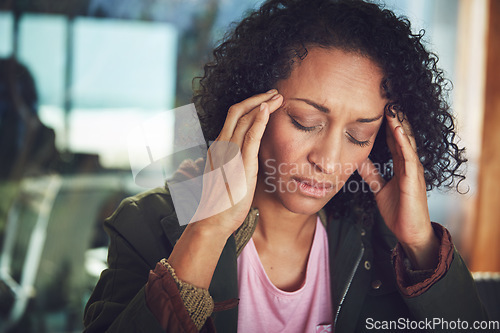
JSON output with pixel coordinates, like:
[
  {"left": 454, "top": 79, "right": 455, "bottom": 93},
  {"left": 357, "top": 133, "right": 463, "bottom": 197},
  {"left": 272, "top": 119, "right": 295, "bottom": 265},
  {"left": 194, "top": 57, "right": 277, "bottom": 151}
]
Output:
[{"left": 234, "top": 207, "right": 329, "bottom": 254}]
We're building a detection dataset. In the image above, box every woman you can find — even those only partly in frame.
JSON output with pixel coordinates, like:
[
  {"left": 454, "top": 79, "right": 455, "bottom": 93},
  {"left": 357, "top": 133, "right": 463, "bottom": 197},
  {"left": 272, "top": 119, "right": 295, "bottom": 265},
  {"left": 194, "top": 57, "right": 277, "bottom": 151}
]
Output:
[{"left": 84, "top": 0, "right": 488, "bottom": 332}]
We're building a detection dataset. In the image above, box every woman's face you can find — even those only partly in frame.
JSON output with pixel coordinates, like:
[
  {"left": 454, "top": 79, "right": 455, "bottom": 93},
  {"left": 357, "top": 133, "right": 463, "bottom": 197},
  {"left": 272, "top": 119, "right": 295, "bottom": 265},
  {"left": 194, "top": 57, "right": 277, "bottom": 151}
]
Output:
[{"left": 257, "top": 47, "right": 387, "bottom": 215}]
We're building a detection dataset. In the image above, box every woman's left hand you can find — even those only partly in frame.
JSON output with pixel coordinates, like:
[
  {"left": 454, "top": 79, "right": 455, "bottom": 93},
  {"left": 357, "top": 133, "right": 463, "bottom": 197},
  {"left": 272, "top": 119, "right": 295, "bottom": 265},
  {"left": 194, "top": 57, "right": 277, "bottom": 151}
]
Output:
[{"left": 358, "top": 107, "right": 440, "bottom": 270}]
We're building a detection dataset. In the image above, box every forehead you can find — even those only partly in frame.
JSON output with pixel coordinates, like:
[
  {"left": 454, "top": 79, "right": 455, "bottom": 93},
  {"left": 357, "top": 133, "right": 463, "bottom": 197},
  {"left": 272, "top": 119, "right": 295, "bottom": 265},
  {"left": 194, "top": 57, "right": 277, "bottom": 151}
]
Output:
[{"left": 277, "top": 47, "right": 387, "bottom": 115}]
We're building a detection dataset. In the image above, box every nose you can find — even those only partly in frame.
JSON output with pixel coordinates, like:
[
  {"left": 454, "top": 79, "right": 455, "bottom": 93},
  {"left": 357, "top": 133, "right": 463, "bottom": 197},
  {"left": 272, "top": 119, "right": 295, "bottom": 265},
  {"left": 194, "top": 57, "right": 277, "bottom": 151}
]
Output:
[{"left": 307, "top": 133, "right": 342, "bottom": 174}]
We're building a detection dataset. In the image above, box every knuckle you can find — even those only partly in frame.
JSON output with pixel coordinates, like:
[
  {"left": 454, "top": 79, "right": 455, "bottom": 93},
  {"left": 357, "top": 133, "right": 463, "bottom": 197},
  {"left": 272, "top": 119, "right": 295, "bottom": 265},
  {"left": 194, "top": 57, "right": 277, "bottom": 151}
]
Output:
[
  {"left": 405, "top": 157, "right": 418, "bottom": 167},
  {"left": 244, "top": 130, "right": 257, "bottom": 143},
  {"left": 410, "top": 153, "right": 421, "bottom": 163},
  {"left": 237, "top": 114, "right": 251, "bottom": 127},
  {"left": 228, "top": 104, "right": 242, "bottom": 117},
  {"left": 404, "top": 153, "right": 415, "bottom": 163}
]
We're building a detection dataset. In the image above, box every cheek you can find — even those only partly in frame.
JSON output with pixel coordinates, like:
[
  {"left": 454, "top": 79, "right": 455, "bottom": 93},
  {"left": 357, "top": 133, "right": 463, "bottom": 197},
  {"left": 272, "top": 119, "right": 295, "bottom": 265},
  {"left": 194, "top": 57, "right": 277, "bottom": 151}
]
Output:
[
  {"left": 260, "top": 113, "right": 304, "bottom": 166},
  {"left": 355, "top": 148, "right": 372, "bottom": 163},
  {"left": 341, "top": 149, "right": 373, "bottom": 183}
]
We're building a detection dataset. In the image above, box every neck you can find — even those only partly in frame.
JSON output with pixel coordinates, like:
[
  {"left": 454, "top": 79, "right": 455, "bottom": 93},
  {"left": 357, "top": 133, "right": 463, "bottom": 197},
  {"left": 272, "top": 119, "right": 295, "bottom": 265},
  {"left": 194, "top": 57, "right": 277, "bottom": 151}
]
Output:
[{"left": 252, "top": 180, "right": 317, "bottom": 247}]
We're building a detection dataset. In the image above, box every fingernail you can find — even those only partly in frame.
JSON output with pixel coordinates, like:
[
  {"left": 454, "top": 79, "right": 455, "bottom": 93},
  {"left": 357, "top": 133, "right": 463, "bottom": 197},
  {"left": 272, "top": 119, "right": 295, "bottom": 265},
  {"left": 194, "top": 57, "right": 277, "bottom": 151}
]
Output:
[
  {"left": 260, "top": 103, "right": 267, "bottom": 111},
  {"left": 392, "top": 105, "right": 404, "bottom": 122},
  {"left": 396, "top": 111, "right": 405, "bottom": 123},
  {"left": 266, "top": 89, "right": 277, "bottom": 94},
  {"left": 271, "top": 94, "right": 281, "bottom": 100},
  {"left": 385, "top": 104, "right": 396, "bottom": 118},
  {"left": 398, "top": 126, "right": 404, "bottom": 135}
]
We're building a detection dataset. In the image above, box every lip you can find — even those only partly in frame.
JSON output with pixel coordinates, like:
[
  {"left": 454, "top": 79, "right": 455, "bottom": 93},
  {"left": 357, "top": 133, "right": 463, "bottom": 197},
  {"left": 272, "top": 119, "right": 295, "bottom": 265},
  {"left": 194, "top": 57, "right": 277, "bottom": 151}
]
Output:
[{"left": 292, "top": 177, "right": 334, "bottom": 198}]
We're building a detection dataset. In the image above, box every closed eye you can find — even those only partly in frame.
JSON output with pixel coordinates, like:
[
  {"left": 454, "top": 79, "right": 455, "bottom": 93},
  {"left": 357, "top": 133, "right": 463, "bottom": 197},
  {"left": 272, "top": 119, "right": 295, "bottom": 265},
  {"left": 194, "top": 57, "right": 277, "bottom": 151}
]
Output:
[
  {"left": 346, "top": 132, "right": 371, "bottom": 148},
  {"left": 290, "top": 116, "right": 317, "bottom": 132},
  {"left": 290, "top": 113, "right": 371, "bottom": 147}
]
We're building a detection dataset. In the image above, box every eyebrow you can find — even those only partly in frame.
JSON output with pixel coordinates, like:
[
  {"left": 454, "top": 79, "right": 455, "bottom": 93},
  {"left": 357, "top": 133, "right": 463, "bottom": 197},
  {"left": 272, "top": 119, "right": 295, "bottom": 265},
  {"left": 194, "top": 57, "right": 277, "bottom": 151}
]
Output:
[
  {"left": 291, "top": 98, "right": 330, "bottom": 113},
  {"left": 357, "top": 115, "right": 383, "bottom": 123},
  {"left": 290, "top": 97, "right": 383, "bottom": 123}
]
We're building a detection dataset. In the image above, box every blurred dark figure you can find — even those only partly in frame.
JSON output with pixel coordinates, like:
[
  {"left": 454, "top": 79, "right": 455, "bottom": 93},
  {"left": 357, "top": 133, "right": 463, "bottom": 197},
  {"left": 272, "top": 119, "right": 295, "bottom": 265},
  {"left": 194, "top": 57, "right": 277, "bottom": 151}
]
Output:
[{"left": 0, "top": 58, "right": 61, "bottom": 180}]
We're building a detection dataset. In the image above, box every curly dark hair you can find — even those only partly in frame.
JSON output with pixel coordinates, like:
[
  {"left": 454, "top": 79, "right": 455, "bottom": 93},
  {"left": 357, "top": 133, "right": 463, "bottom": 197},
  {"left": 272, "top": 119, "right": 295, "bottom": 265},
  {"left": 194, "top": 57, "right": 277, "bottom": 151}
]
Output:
[{"left": 193, "top": 0, "right": 467, "bottom": 216}]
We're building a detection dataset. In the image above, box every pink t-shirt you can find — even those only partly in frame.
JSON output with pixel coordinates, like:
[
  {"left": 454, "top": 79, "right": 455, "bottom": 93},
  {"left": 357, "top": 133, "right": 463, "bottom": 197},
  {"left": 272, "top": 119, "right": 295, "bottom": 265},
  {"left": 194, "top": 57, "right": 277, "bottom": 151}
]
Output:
[{"left": 237, "top": 217, "right": 333, "bottom": 333}]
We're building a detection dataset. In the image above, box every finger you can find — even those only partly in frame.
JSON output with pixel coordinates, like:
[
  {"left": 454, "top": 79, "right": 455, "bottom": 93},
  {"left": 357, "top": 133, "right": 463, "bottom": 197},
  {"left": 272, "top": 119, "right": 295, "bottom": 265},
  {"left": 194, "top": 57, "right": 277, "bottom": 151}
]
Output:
[
  {"left": 385, "top": 115, "right": 404, "bottom": 172},
  {"left": 385, "top": 113, "right": 411, "bottom": 181},
  {"left": 358, "top": 157, "right": 386, "bottom": 195},
  {"left": 194, "top": 157, "right": 205, "bottom": 172},
  {"left": 207, "top": 94, "right": 281, "bottom": 173},
  {"left": 171, "top": 159, "right": 198, "bottom": 182},
  {"left": 178, "top": 159, "right": 202, "bottom": 178},
  {"left": 385, "top": 116, "right": 401, "bottom": 158},
  {"left": 218, "top": 90, "right": 279, "bottom": 141},
  {"left": 241, "top": 102, "right": 270, "bottom": 167},
  {"left": 231, "top": 94, "right": 283, "bottom": 148},
  {"left": 386, "top": 114, "right": 420, "bottom": 176},
  {"left": 387, "top": 113, "right": 417, "bottom": 159},
  {"left": 396, "top": 111, "right": 418, "bottom": 152}
]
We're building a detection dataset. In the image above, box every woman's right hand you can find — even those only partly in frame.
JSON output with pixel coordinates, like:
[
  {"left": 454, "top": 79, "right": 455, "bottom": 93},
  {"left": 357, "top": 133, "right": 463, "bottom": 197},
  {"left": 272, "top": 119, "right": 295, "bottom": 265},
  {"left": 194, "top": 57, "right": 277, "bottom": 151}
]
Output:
[
  {"left": 191, "top": 89, "right": 283, "bottom": 237},
  {"left": 168, "top": 90, "right": 283, "bottom": 289}
]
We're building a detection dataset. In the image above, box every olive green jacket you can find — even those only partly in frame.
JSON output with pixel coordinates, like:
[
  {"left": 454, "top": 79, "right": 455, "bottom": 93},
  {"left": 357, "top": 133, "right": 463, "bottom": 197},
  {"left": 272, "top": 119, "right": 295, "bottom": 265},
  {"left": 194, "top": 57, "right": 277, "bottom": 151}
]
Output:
[{"left": 84, "top": 187, "right": 488, "bottom": 332}]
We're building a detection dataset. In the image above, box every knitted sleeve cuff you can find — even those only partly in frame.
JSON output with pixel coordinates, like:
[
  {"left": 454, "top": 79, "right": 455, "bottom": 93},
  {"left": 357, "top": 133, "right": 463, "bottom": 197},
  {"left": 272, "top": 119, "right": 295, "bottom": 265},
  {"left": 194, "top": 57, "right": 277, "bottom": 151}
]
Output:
[{"left": 159, "top": 259, "right": 214, "bottom": 330}]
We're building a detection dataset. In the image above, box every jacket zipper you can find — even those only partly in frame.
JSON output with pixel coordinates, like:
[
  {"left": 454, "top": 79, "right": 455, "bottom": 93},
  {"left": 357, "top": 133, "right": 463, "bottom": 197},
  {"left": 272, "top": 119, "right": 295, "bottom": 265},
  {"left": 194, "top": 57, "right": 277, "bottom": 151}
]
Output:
[{"left": 333, "top": 243, "right": 364, "bottom": 328}]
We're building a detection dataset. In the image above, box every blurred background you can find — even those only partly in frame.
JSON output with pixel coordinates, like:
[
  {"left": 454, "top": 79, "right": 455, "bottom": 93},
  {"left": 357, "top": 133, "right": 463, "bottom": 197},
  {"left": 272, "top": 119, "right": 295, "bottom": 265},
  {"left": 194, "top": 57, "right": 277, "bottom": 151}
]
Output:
[{"left": 0, "top": 0, "right": 498, "bottom": 332}]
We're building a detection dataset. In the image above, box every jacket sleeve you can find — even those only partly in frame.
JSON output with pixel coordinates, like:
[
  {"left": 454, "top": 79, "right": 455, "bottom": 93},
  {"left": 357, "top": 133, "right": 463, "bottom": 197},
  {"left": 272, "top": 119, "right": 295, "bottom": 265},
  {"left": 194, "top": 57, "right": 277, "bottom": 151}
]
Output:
[
  {"left": 83, "top": 196, "right": 210, "bottom": 333},
  {"left": 146, "top": 259, "right": 215, "bottom": 331},
  {"left": 392, "top": 222, "right": 453, "bottom": 296},
  {"left": 392, "top": 223, "right": 489, "bottom": 325}
]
